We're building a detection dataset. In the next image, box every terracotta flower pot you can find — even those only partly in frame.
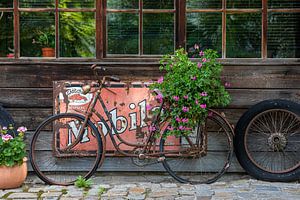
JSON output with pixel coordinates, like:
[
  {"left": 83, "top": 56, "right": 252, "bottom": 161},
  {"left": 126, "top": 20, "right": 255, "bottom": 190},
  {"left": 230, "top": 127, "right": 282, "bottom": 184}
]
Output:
[
  {"left": 42, "top": 47, "right": 55, "bottom": 57},
  {"left": 0, "top": 158, "right": 28, "bottom": 189}
]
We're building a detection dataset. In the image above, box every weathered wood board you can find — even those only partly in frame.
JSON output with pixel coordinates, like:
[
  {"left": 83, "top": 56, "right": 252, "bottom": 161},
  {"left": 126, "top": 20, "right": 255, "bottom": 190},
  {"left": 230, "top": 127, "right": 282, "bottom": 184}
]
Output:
[{"left": 0, "top": 60, "right": 299, "bottom": 172}]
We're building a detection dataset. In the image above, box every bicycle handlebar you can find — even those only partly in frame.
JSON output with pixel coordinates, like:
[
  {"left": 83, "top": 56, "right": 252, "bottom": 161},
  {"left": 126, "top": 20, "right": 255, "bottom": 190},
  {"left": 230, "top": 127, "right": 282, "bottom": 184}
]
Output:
[{"left": 91, "top": 64, "right": 120, "bottom": 84}]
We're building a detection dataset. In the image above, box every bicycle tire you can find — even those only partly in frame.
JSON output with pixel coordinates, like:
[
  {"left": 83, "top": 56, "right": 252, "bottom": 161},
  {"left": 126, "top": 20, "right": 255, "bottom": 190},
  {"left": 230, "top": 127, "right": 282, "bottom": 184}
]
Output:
[
  {"left": 234, "top": 99, "right": 300, "bottom": 182},
  {"left": 29, "top": 113, "right": 104, "bottom": 185},
  {"left": 159, "top": 110, "right": 234, "bottom": 184}
]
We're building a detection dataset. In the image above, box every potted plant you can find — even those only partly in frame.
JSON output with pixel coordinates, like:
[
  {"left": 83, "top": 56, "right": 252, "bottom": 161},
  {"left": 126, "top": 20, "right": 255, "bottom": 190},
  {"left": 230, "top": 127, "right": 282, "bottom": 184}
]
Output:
[
  {"left": 0, "top": 125, "right": 28, "bottom": 189},
  {"left": 32, "top": 26, "right": 55, "bottom": 57},
  {"left": 150, "top": 47, "right": 231, "bottom": 136}
]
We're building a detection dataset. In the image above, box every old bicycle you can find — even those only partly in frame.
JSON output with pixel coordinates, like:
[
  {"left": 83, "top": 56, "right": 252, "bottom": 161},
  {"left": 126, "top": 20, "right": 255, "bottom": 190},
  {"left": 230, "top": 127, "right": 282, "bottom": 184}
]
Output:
[{"left": 29, "top": 64, "right": 234, "bottom": 185}]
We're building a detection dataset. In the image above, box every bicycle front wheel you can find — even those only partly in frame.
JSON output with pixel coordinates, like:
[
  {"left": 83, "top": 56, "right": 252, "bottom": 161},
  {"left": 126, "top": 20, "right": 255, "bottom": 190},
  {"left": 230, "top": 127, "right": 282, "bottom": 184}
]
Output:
[
  {"left": 160, "top": 111, "right": 234, "bottom": 184},
  {"left": 30, "top": 113, "right": 104, "bottom": 185}
]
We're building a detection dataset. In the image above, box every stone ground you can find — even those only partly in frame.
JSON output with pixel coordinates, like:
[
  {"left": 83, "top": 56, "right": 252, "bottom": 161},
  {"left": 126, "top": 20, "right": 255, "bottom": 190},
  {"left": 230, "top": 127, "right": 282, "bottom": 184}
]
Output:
[{"left": 0, "top": 173, "right": 299, "bottom": 200}]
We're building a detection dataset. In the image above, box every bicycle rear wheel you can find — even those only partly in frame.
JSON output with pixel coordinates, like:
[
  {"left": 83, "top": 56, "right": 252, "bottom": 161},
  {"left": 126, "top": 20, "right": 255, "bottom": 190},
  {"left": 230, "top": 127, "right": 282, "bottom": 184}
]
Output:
[
  {"left": 30, "top": 113, "right": 104, "bottom": 185},
  {"left": 159, "top": 110, "right": 234, "bottom": 184}
]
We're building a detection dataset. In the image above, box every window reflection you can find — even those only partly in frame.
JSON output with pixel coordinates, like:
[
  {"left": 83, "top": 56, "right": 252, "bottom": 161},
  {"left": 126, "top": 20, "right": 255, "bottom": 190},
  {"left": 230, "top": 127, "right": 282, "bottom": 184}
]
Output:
[
  {"left": 143, "top": 13, "right": 174, "bottom": 55},
  {"left": 107, "top": 13, "right": 139, "bottom": 55},
  {"left": 59, "top": 12, "right": 95, "bottom": 57},
  {"left": 19, "top": 0, "right": 54, "bottom": 8},
  {"left": 268, "top": 13, "right": 300, "bottom": 58},
  {"left": 0, "top": 1, "right": 13, "bottom": 8},
  {"left": 0, "top": 12, "right": 14, "bottom": 57},
  {"left": 20, "top": 12, "right": 55, "bottom": 57},
  {"left": 186, "top": 0, "right": 221, "bottom": 9},
  {"left": 226, "top": 13, "right": 261, "bottom": 58},
  {"left": 187, "top": 13, "right": 222, "bottom": 56}
]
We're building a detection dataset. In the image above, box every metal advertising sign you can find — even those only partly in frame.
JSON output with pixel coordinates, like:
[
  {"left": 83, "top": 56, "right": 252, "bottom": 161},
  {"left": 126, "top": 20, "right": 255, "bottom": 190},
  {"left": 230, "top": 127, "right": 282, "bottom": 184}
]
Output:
[{"left": 53, "top": 81, "right": 179, "bottom": 154}]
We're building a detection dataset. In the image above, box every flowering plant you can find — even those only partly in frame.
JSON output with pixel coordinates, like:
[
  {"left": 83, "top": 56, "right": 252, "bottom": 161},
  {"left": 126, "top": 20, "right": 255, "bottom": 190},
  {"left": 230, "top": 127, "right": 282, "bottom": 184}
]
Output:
[
  {"left": 0, "top": 125, "right": 27, "bottom": 167},
  {"left": 150, "top": 48, "right": 230, "bottom": 137},
  {"left": 32, "top": 26, "right": 55, "bottom": 48}
]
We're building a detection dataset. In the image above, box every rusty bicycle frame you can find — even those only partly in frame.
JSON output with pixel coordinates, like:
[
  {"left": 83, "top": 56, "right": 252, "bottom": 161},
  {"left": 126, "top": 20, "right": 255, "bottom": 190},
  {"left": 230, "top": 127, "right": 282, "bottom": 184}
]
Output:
[
  {"left": 61, "top": 65, "right": 225, "bottom": 162},
  {"left": 61, "top": 64, "right": 233, "bottom": 164}
]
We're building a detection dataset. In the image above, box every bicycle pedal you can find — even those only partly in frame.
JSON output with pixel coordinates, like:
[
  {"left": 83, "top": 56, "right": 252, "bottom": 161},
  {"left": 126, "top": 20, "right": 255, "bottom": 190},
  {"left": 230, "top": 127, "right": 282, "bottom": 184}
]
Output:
[{"left": 157, "top": 156, "right": 165, "bottom": 162}]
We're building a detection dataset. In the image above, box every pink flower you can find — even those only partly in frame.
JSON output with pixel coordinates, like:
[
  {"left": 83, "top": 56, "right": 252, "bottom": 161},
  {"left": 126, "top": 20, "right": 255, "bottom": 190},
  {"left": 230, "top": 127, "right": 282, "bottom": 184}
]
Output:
[
  {"left": 149, "top": 125, "right": 156, "bottom": 132},
  {"left": 225, "top": 82, "right": 231, "bottom": 88},
  {"left": 179, "top": 126, "right": 185, "bottom": 131},
  {"left": 182, "top": 118, "right": 189, "bottom": 123},
  {"left": 155, "top": 93, "right": 163, "bottom": 103},
  {"left": 197, "top": 62, "right": 203, "bottom": 68},
  {"left": 200, "top": 104, "right": 207, "bottom": 109},
  {"left": 202, "top": 58, "right": 207, "bottom": 62},
  {"left": 208, "top": 111, "right": 214, "bottom": 117},
  {"left": 176, "top": 117, "right": 181, "bottom": 122},
  {"left": 199, "top": 51, "right": 204, "bottom": 57},
  {"left": 183, "top": 95, "right": 188, "bottom": 99},
  {"left": 191, "top": 76, "right": 197, "bottom": 81},
  {"left": 17, "top": 126, "right": 27, "bottom": 133},
  {"left": 146, "top": 104, "right": 152, "bottom": 111},
  {"left": 195, "top": 100, "right": 199, "bottom": 105},
  {"left": 194, "top": 44, "right": 200, "bottom": 50},
  {"left": 167, "top": 126, "right": 174, "bottom": 131},
  {"left": 173, "top": 96, "right": 179, "bottom": 101},
  {"left": 170, "top": 64, "right": 173, "bottom": 68},
  {"left": 182, "top": 106, "right": 189, "bottom": 112},
  {"left": 157, "top": 76, "right": 164, "bottom": 84},
  {"left": 201, "top": 92, "right": 208, "bottom": 97},
  {"left": 2, "top": 134, "right": 13, "bottom": 141}
]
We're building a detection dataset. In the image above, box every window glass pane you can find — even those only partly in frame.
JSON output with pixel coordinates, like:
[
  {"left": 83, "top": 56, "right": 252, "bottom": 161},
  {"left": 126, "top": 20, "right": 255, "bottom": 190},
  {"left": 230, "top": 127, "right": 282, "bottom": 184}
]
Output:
[
  {"left": 268, "top": 13, "right": 300, "bottom": 58},
  {"left": 20, "top": 12, "right": 55, "bottom": 57},
  {"left": 186, "top": 0, "right": 222, "bottom": 9},
  {"left": 0, "top": 12, "right": 13, "bottom": 57},
  {"left": 143, "top": 13, "right": 174, "bottom": 55},
  {"left": 268, "top": 0, "right": 300, "bottom": 8},
  {"left": 60, "top": 12, "right": 95, "bottom": 57},
  {"left": 107, "top": 0, "right": 139, "bottom": 9},
  {"left": 226, "top": 13, "right": 261, "bottom": 58},
  {"left": 227, "top": 0, "right": 261, "bottom": 8},
  {"left": 143, "top": 0, "right": 174, "bottom": 9},
  {"left": 0, "top": 0, "right": 13, "bottom": 8},
  {"left": 19, "top": 0, "right": 54, "bottom": 8},
  {"left": 186, "top": 13, "right": 222, "bottom": 56},
  {"left": 107, "top": 13, "right": 138, "bottom": 55},
  {"left": 59, "top": 0, "right": 95, "bottom": 8}
]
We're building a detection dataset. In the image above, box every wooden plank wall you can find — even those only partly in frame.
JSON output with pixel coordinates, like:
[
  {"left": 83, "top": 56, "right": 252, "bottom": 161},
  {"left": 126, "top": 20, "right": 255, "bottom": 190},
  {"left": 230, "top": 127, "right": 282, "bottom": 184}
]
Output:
[{"left": 0, "top": 60, "right": 299, "bottom": 172}]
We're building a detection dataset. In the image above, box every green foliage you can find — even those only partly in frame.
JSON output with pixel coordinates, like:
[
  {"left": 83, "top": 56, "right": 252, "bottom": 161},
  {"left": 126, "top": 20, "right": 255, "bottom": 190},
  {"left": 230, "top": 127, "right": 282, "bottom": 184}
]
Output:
[
  {"left": 98, "top": 186, "right": 106, "bottom": 197},
  {"left": 75, "top": 176, "right": 93, "bottom": 189},
  {"left": 0, "top": 126, "right": 27, "bottom": 167},
  {"left": 32, "top": 26, "right": 55, "bottom": 48},
  {"left": 150, "top": 48, "right": 231, "bottom": 137}
]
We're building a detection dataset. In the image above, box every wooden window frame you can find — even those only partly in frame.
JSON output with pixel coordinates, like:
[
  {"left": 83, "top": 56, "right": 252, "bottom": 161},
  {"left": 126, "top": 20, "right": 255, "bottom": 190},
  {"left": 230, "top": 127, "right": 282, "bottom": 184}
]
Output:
[{"left": 0, "top": 0, "right": 299, "bottom": 60}]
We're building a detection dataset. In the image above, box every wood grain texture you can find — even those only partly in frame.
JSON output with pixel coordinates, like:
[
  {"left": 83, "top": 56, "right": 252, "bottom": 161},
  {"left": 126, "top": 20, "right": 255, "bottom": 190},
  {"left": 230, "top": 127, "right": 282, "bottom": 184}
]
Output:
[
  {"left": 1, "top": 88, "right": 299, "bottom": 108},
  {"left": 0, "top": 63, "right": 299, "bottom": 88}
]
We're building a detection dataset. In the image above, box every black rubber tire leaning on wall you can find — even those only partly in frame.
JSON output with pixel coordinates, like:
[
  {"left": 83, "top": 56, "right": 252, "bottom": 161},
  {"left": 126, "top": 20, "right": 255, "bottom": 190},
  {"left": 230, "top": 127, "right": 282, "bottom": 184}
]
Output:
[{"left": 234, "top": 99, "right": 300, "bottom": 182}]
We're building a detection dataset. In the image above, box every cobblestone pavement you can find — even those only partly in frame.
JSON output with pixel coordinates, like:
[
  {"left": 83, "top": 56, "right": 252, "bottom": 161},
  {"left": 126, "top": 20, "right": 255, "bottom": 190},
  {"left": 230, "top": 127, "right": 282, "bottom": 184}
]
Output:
[{"left": 1, "top": 173, "right": 299, "bottom": 200}]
